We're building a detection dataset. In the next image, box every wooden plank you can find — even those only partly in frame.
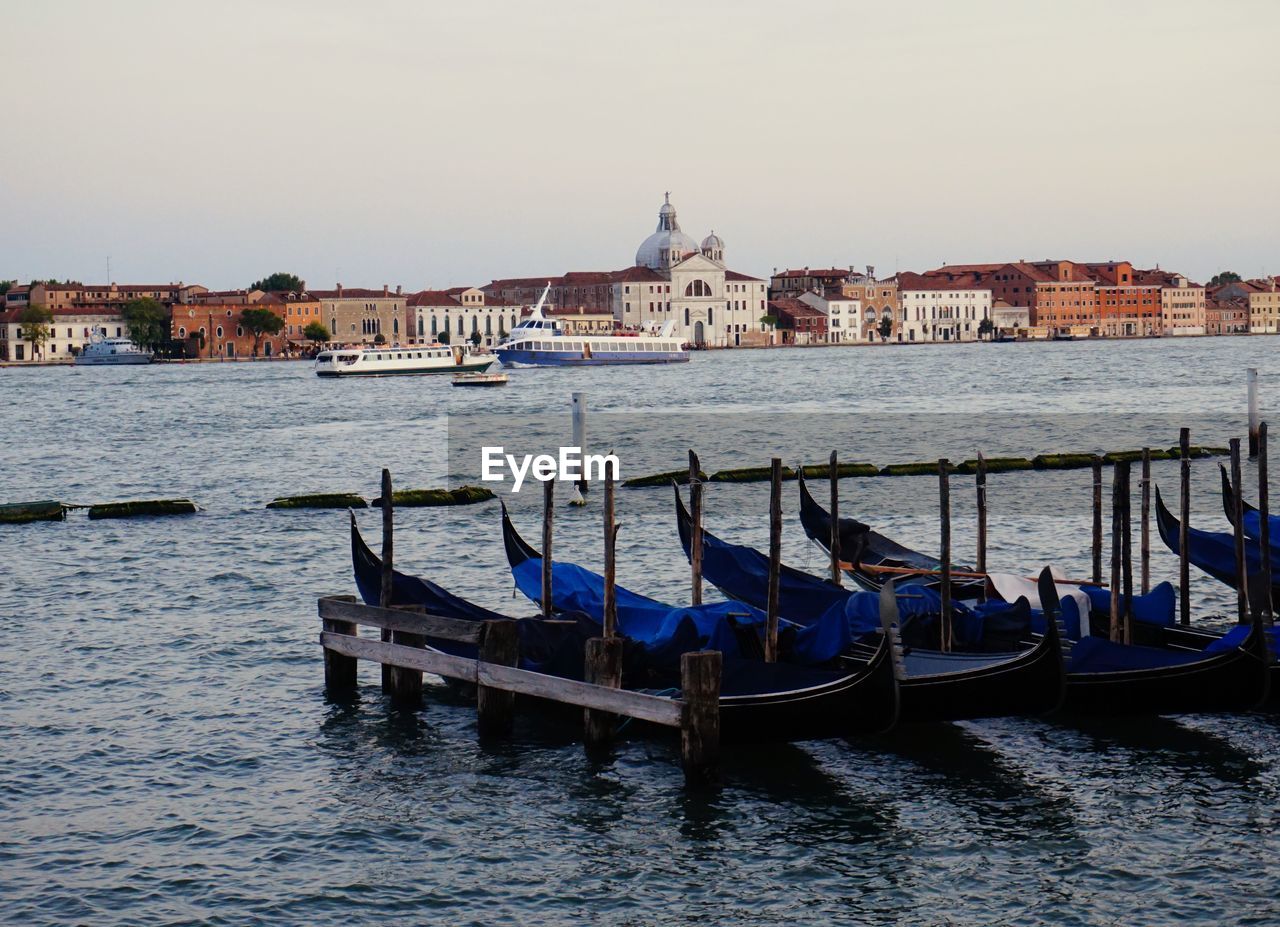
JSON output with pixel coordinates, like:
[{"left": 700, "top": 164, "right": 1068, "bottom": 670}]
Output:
[
  {"left": 322, "top": 617, "right": 358, "bottom": 693},
  {"left": 477, "top": 661, "right": 684, "bottom": 727},
  {"left": 318, "top": 596, "right": 482, "bottom": 643},
  {"left": 320, "top": 631, "right": 684, "bottom": 727},
  {"left": 320, "top": 631, "right": 479, "bottom": 683}
]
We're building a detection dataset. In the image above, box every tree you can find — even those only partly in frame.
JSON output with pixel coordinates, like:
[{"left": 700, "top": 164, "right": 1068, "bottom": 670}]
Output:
[
  {"left": 437, "top": 329, "right": 451, "bottom": 345},
  {"left": 1209, "top": 271, "right": 1242, "bottom": 287},
  {"left": 122, "top": 297, "right": 170, "bottom": 350},
  {"left": 760, "top": 314, "right": 777, "bottom": 328},
  {"left": 468, "top": 330, "right": 482, "bottom": 346},
  {"left": 250, "top": 272, "right": 304, "bottom": 293},
  {"left": 877, "top": 316, "right": 893, "bottom": 342},
  {"left": 238, "top": 307, "right": 285, "bottom": 356},
  {"left": 0, "top": 280, "right": 16, "bottom": 295},
  {"left": 978, "top": 317, "right": 994, "bottom": 340},
  {"left": 303, "top": 321, "right": 330, "bottom": 344},
  {"left": 17, "top": 305, "right": 52, "bottom": 359}
]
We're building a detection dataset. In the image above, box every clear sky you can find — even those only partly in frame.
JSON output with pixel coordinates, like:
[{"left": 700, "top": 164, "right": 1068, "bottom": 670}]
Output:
[{"left": 2, "top": 0, "right": 1276, "bottom": 289}]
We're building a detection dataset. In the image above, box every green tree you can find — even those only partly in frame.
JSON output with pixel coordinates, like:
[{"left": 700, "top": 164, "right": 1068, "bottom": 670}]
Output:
[
  {"left": 877, "top": 316, "right": 893, "bottom": 341},
  {"left": 250, "top": 272, "right": 304, "bottom": 293},
  {"left": 1208, "top": 271, "right": 1242, "bottom": 287},
  {"left": 238, "top": 307, "right": 285, "bottom": 356},
  {"left": 17, "top": 304, "right": 53, "bottom": 359},
  {"left": 437, "top": 328, "right": 451, "bottom": 345},
  {"left": 760, "top": 314, "right": 777, "bottom": 328},
  {"left": 0, "top": 280, "right": 16, "bottom": 295},
  {"left": 303, "top": 321, "right": 330, "bottom": 344},
  {"left": 122, "top": 297, "right": 170, "bottom": 350},
  {"left": 978, "top": 317, "right": 994, "bottom": 340},
  {"left": 468, "top": 330, "right": 482, "bottom": 346}
]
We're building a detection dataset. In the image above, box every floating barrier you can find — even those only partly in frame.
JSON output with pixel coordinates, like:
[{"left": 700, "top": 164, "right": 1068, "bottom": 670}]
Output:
[
  {"left": 952, "top": 457, "right": 1033, "bottom": 474},
  {"left": 1032, "top": 453, "right": 1098, "bottom": 470},
  {"left": 370, "top": 485, "right": 495, "bottom": 507},
  {"left": 267, "top": 493, "right": 368, "bottom": 510},
  {"left": 87, "top": 499, "right": 198, "bottom": 520},
  {"left": 622, "top": 468, "right": 708, "bottom": 488},
  {"left": 710, "top": 465, "right": 798, "bottom": 483},
  {"left": 0, "top": 500, "right": 66, "bottom": 524}
]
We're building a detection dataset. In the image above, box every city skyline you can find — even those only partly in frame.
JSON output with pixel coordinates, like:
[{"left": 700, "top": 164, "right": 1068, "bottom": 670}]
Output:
[{"left": 2, "top": 0, "right": 1277, "bottom": 289}]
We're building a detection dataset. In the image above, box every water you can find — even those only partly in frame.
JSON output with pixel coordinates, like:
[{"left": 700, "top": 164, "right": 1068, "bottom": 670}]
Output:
[{"left": 3, "top": 339, "right": 1280, "bottom": 925}]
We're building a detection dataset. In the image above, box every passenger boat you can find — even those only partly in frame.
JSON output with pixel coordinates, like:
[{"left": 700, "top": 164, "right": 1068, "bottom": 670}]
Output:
[
  {"left": 795, "top": 475, "right": 1270, "bottom": 713},
  {"left": 314, "top": 343, "right": 494, "bottom": 377},
  {"left": 495, "top": 285, "right": 688, "bottom": 367},
  {"left": 671, "top": 486, "right": 1066, "bottom": 722},
  {"left": 350, "top": 516, "right": 900, "bottom": 742},
  {"left": 74, "top": 333, "right": 152, "bottom": 366},
  {"left": 452, "top": 371, "right": 508, "bottom": 387}
]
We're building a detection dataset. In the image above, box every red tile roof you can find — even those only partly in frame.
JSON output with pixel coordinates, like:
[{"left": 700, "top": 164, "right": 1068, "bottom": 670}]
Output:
[
  {"left": 724, "top": 270, "right": 763, "bottom": 282},
  {"left": 896, "top": 271, "right": 993, "bottom": 292},
  {"left": 611, "top": 266, "right": 666, "bottom": 283},
  {"left": 310, "top": 288, "right": 404, "bottom": 299},
  {"left": 773, "top": 268, "right": 848, "bottom": 279},
  {"left": 406, "top": 290, "right": 463, "bottom": 308}
]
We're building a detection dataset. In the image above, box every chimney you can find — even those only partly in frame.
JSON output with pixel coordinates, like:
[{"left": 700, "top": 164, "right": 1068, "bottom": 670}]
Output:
[
  {"left": 866, "top": 265, "right": 875, "bottom": 279},
  {"left": 395, "top": 284, "right": 402, "bottom": 296},
  {"left": 383, "top": 284, "right": 389, "bottom": 297},
  {"left": 337, "top": 282, "right": 343, "bottom": 297}
]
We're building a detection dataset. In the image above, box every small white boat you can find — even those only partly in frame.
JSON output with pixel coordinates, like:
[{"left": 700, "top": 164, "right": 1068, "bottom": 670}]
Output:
[
  {"left": 495, "top": 285, "right": 689, "bottom": 367},
  {"left": 452, "top": 371, "right": 509, "bottom": 387},
  {"left": 74, "top": 333, "right": 153, "bottom": 366},
  {"left": 314, "top": 343, "right": 495, "bottom": 377}
]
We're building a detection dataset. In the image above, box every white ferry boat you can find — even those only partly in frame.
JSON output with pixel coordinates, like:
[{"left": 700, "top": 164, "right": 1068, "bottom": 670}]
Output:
[
  {"left": 74, "top": 333, "right": 153, "bottom": 366},
  {"left": 495, "top": 286, "right": 689, "bottom": 367},
  {"left": 314, "top": 343, "right": 495, "bottom": 377}
]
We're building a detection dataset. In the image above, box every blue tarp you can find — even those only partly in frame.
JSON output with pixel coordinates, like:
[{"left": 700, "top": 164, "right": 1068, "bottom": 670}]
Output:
[
  {"left": 1077, "top": 582, "right": 1177, "bottom": 628},
  {"left": 1203, "top": 623, "right": 1280, "bottom": 657},
  {"left": 510, "top": 556, "right": 854, "bottom": 664},
  {"left": 1068, "top": 635, "right": 1213, "bottom": 673},
  {"left": 1242, "top": 510, "right": 1280, "bottom": 546}
]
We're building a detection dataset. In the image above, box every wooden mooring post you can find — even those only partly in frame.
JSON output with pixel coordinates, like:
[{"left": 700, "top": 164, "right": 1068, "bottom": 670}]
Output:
[
  {"left": 571, "top": 392, "right": 588, "bottom": 494},
  {"left": 1120, "top": 461, "right": 1134, "bottom": 645},
  {"left": 380, "top": 468, "right": 395, "bottom": 693},
  {"left": 1230, "top": 438, "right": 1249, "bottom": 624},
  {"left": 316, "top": 595, "right": 721, "bottom": 787},
  {"left": 1179, "top": 428, "right": 1191, "bottom": 627},
  {"left": 939, "top": 458, "right": 952, "bottom": 653},
  {"left": 1259, "top": 422, "right": 1274, "bottom": 627},
  {"left": 585, "top": 457, "right": 624, "bottom": 749},
  {"left": 1092, "top": 455, "right": 1104, "bottom": 586},
  {"left": 689, "top": 450, "right": 703, "bottom": 605},
  {"left": 765, "top": 458, "right": 782, "bottom": 662},
  {"left": 1248, "top": 368, "right": 1260, "bottom": 459},
  {"left": 541, "top": 478, "right": 554, "bottom": 620},
  {"left": 975, "top": 451, "right": 988, "bottom": 575},
  {"left": 829, "top": 450, "right": 842, "bottom": 587},
  {"left": 1109, "top": 461, "right": 1123, "bottom": 643},
  {"left": 1140, "top": 447, "right": 1151, "bottom": 595}
]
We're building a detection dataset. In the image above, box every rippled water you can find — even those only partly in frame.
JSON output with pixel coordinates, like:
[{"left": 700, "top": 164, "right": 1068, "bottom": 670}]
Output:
[{"left": 4, "top": 340, "right": 1280, "bottom": 925}]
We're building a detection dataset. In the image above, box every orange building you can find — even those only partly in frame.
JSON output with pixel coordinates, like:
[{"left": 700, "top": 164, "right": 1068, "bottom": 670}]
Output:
[
  {"left": 1085, "top": 262, "right": 1162, "bottom": 337},
  {"left": 924, "top": 261, "right": 1097, "bottom": 334},
  {"left": 171, "top": 301, "right": 288, "bottom": 359}
]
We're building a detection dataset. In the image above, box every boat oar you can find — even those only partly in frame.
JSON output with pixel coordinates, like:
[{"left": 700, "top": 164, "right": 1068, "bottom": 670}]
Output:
[{"left": 843, "top": 560, "right": 1107, "bottom": 588}]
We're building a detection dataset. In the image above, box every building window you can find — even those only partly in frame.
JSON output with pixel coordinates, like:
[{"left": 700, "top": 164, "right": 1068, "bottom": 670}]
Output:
[{"left": 216, "top": 326, "right": 224, "bottom": 337}]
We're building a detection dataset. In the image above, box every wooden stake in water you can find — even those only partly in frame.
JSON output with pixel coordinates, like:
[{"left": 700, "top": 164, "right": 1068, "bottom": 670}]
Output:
[
  {"left": 939, "top": 458, "right": 952, "bottom": 653},
  {"left": 1110, "top": 461, "right": 1123, "bottom": 643},
  {"left": 1140, "top": 447, "right": 1151, "bottom": 595},
  {"left": 603, "top": 456, "right": 617, "bottom": 638},
  {"left": 381, "top": 468, "right": 394, "bottom": 692},
  {"left": 1248, "top": 368, "right": 1259, "bottom": 459},
  {"left": 1179, "top": 428, "right": 1191, "bottom": 627},
  {"left": 1258, "top": 422, "right": 1273, "bottom": 627},
  {"left": 571, "top": 392, "right": 588, "bottom": 493},
  {"left": 975, "top": 451, "right": 988, "bottom": 575},
  {"left": 765, "top": 458, "right": 782, "bottom": 663},
  {"left": 1120, "top": 461, "right": 1134, "bottom": 645},
  {"left": 689, "top": 449, "right": 703, "bottom": 606},
  {"left": 1092, "top": 455, "right": 1103, "bottom": 586},
  {"left": 541, "top": 478, "right": 554, "bottom": 620},
  {"left": 829, "top": 450, "right": 842, "bottom": 587},
  {"left": 1230, "top": 438, "right": 1249, "bottom": 624}
]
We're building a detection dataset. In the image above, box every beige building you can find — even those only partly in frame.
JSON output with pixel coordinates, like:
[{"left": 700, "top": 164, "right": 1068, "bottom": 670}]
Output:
[
  {"left": 311, "top": 285, "right": 409, "bottom": 344},
  {"left": 797, "top": 290, "right": 862, "bottom": 343},
  {"left": 895, "top": 272, "right": 992, "bottom": 343},
  {"left": 0, "top": 306, "right": 127, "bottom": 362},
  {"left": 29, "top": 281, "right": 207, "bottom": 309},
  {"left": 1248, "top": 279, "right": 1280, "bottom": 334},
  {"left": 408, "top": 288, "right": 519, "bottom": 347},
  {"left": 1134, "top": 269, "right": 1205, "bottom": 336}
]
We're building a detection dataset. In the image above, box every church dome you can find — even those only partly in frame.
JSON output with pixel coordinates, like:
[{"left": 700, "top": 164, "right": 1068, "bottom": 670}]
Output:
[
  {"left": 701, "top": 231, "right": 724, "bottom": 251},
  {"left": 636, "top": 193, "right": 700, "bottom": 271}
]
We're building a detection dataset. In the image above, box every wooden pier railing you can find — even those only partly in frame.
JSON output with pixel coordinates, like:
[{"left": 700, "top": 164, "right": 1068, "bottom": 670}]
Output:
[{"left": 318, "top": 594, "right": 721, "bottom": 786}]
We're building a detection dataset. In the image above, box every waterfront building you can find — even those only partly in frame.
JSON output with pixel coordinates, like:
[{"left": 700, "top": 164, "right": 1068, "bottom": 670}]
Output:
[
  {"left": 1133, "top": 269, "right": 1206, "bottom": 336},
  {"left": 1247, "top": 278, "right": 1280, "bottom": 334},
  {"left": 408, "top": 288, "right": 518, "bottom": 347},
  {"left": 27, "top": 281, "right": 208, "bottom": 310},
  {"left": 990, "top": 300, "right": 1037, "bottom": 336},
  {"left": 1205, "top": 295, "right": 1250, "bottom": 335},
  {"left": 1085, "top": 262, "right": 1162, "bottom": 337},
  {"left": 172, "top": 300, "right": 289, "bottom": 358},
  {"left": 768, "top": 298, "right": 827, "bottom": 345},
  {"left": 894, "top": 272, "right": 992, "bottom": 343},
  {"left": 924, "top": 261, "right": 1097, "bottom": 335},
  {"left": 838, "top": 269, "right": 899, "bottom": 341},
  {"left": 769, "top": 267, "right": 852, "bottom": 299},
  {"left": 797, "top": 290, "right": 862, "bottom": 343},
  {"left": 0, "top": 305, "right": 127, "bottom": 363},
  {"left": 311, "top": 284, "right": 409, "bottom": 345}
]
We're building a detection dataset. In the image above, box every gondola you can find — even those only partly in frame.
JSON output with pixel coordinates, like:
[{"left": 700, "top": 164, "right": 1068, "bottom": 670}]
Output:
[
  {"left": 708, "top": 482, "right": 1270, "bottom": 715},
  {"left": 673, "top": 485, "right": 1065, "bottom": 722},
  {"left": 1155, "top": 484, "right": 1280, "bottom": 601},
  {"left": 796, "top": 470, "right": 988, "bottom": 599},
  {"left": 1220, "top": 462, "right": 1280, "bottom": 542},
  {"left": 352, "top": 515, "right": 902, "bottom": 741}
]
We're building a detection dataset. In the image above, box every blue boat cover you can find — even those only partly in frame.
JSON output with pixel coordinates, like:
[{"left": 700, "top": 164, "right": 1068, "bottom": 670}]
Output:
[
  {"left": 1068, "top": 635, "right": 1215, "bottom": 673},
  {"left": 510, "top": 555, "right": 854, "bottom": 664},
  {"left": 1077, "top": 582, "right": 1177, "bottom": 628},
  {"left": 1242, "top": 510, "right": 1280, "bottom": 545},
  {"left": 1203, "top": 623, "right": 1280, "bottom": 658},
  {"left": 691, "top": 512, "right": 1026, "bottom": 648}
]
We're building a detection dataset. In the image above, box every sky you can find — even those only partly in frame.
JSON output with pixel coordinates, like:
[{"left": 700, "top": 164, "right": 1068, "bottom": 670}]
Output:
[{"left": 1, "top": 0, "right": 1277, "bottom": 289}]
